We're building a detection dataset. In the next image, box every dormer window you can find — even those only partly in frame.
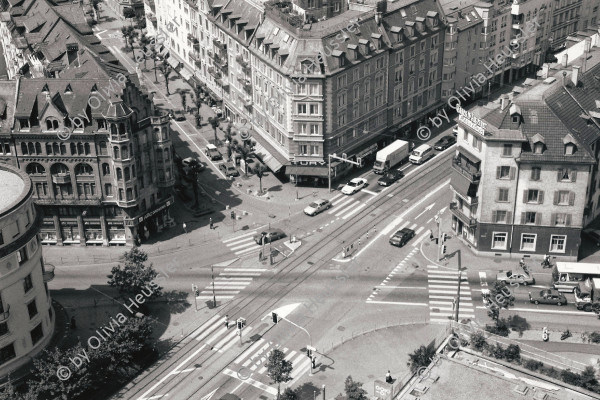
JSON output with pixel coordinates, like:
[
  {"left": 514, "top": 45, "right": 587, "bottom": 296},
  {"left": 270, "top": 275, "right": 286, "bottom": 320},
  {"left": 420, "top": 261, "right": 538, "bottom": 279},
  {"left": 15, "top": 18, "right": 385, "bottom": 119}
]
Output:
[
  {"left": 534, "top": 143, "right": 543, "bottom": 154},
  {"left": 565, "top": 143, "right": 575, "bottom": 155},
  {"left": 371, "top": 33, "right": 382, "bottom": 50},
  {"left": 512, "top": 115, "right": 519, "bottom": 123},
  {"left": 390, "top": 26, "right": 403, "bottom": 43},
  {"left": 332, "top": 50, "right": 345, "bottom": 68},
  {"left": 46, "top": 118, "right": 59, "bottom": 131}
]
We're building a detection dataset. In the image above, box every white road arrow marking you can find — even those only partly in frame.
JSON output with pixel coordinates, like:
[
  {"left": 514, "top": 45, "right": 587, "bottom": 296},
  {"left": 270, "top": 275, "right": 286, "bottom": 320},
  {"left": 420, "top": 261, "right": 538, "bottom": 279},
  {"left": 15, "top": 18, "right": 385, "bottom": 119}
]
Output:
[
  {"left": 261, "top": 303, "right": 302, "bottom": 321},
  {"left": 415, "top": 202, "right": 436, "bottom": 219},
  {"left": 439, "top": 206, "right": 447, "bottom": 214},
  {"left": 200, "top": 388, "right": 218, "bottom": 400}
]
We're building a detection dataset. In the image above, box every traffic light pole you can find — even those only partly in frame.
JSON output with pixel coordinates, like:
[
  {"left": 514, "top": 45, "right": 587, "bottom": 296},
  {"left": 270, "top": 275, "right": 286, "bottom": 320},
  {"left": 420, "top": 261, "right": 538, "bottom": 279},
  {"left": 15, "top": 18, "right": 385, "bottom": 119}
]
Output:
[
  {"left": 192, "top": 284, "right": 198, "bottom": 312},
  {"left": 211, "top": 265, "right": 216, "bottom": 308},
  {"left": 454, "top": 250, "right": 462, "bottom": 322},
  {"left": 278, "top": 315, "right": 312, "bottom": 347},
  {"left": 328, "top": 154, "right": 361, "bottom": 193}
]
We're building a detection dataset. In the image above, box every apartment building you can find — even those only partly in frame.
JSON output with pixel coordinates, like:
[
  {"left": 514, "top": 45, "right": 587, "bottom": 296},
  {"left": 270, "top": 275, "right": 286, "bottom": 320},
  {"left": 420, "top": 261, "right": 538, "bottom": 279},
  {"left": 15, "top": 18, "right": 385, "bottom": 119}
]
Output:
[
  {"left": 550, "top": 0, "right": 582, "bottom": 50},
  {"left": 579, "top": 0, "right": 600, "bottom": 31},
  {"left": 448, "top": 41, "right": 600, "bottom": 260},
  {"left": 0, "top": 162, "right": 55, "bottom": 376}
]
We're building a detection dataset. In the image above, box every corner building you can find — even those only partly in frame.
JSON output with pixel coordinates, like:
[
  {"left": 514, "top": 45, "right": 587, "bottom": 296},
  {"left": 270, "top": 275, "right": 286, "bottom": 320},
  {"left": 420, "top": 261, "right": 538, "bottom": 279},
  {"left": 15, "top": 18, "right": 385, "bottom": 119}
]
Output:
[{"left": 0, "top": 163, "right": 54, "bottom": 376}]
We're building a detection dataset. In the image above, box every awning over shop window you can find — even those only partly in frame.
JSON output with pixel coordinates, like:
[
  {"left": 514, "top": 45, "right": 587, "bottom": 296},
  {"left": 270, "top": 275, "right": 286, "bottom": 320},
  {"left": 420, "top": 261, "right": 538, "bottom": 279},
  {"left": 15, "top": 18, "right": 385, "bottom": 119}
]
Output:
[
  {"left": 286, "top": 165, "right": 329, "bottom": 177},
  {"left": 180, "top": 68, "right": 193, "bottom": 81},
  {"left": 457, "top": 148, "right": 481, "bottom": 165},
  {"left": 450, "top": 173, "right": 477, "bottom": 198},
  {"left": 251, "top": 132, "right": 288, "bottom": 173},
  {"left": 167, "top": 56, "right": 181, "bottom": 70}
]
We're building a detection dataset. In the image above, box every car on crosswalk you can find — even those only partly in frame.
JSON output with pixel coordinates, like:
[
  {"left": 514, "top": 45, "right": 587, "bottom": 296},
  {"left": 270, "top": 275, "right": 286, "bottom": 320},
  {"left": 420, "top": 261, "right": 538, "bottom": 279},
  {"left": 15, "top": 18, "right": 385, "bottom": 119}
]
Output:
[
  {"left": 529, "top": 289, "right": 567, "bottom": 305},
  {"left": 341, "top": 178, "right": 368, "bottom": 195},
  {"left": 378, "top": 170, "right": 404, "bottom": 186},
  {"left": 496, "top": 270, "right": 535, "bottom": 285},
  {"left": 304, "top": 199, "right": 331, "bottom": 216},
  {"left": 253, "top": 229, "right": 286, "bottom": 244},
  {"left": 389, "top": 228, "right": 415, "bottom": 247}
]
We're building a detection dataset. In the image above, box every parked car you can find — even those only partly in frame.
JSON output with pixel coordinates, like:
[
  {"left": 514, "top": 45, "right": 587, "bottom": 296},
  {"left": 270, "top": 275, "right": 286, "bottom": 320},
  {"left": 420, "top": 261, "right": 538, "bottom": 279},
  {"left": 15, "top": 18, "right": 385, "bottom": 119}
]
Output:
[
  {"left": 205, "top": 144, "right": 222, "bottom": 160},
  {"left": 452, "top": 125, "right": 459, "bottom": 136},
  {"left": 389, "top": 228, "right": 415, "bottom": 247},
  {"left": 496, "top": 270, "right": 535, "bottom": 285},
  {"left": 583, "top": 229, "right": 600, "bottom": 246},
  {"left": 253, "top": 229, "right": 285, "bottom": 244},
  {"left": 170, "top": 109, "right": 186, "bottom": 121},
  {"left": 529, "top": 289, "right": 567, "bottom": 305},
  {"left": 341, "top": 178, "right": 368, "bottom": 195},
  {"left": 211, "top": 106, "right": 223, "bottom": 117},
  {"left": 433, "top": 135, "right": 457, "bottom": 150},
  {"left": 219, "top": 161, "right": 239, "bottom": 177},
  {"left": 408, "top": 144, "right": 434, "bottom": 164},
  {"left": 181, "top": 157, "right": 205, "bottom": 175},
  {"left": 304, "top": 199, "right": 331, "bottom": 216},
  {"left": 378, "top": 170, "right": 404, "bottom": 186}
]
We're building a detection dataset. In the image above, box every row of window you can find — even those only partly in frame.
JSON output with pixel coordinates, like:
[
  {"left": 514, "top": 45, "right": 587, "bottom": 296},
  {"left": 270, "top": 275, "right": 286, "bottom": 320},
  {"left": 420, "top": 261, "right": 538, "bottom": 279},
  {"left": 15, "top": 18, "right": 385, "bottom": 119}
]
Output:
[
  {"left": 491, "top": 210, "right": 573, "bottom": 226},
  {"left": 492, "top": 232, "right": 567, "bottom": 253},
  {"left": 26, "top": 163, "right": 93, "bottom": 176}
]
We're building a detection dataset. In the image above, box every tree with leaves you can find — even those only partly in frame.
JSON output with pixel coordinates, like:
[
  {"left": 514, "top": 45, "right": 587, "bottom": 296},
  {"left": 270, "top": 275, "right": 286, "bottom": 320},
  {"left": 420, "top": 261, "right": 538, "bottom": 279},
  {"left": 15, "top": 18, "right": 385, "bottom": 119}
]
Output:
[
  {"left": 280, "top": 387, "right": 299, "bottom": 400},
  {"left": 138, "top": 33, "right": 151, "bottom": 70},
  {"left": 107, "top": 247, "right": 163, "bottom": 299},
  {"left": 0, "top": 378, "right": 37, "bottom": 400},
  {"left": 122, "top": 7, "right": 136, "bottom": 20},
  {"left": 487, "top": 281, "right": 515, "bottom": 323},
  {"left": 29, "top": 344, "right": 94, "bottom": 400},
  {"left": 265, "top": 349, "right": 293, "bottom": 400},
  {"left": 256, "top": 164, "right": 268, "bottom": 194},
  {"left": 179, "top": 91, "right": 187, "bottom": 114},
  {"left": 208, "top": 116, "right": 220, "bottom": 144},
  {"left": 150, "top": 44, "right": 159, "bottom": 83},
  {"left": 194, "top": 111, "right": 202, "bottom": 128},
  {"left": 121, "top": 26, "right": 139, "bottom": 59},
  {"left": 185, "top": 159, "right": 203, "bottom": 207},
  {"left": 344, "top": 376, "right": 368, "bottom": 400},
  {"left": 407, "top": 342, "right": 436, "bottom": 373},
  {"left": 159, "top": 58, "right": 172, "bottom": 95}
]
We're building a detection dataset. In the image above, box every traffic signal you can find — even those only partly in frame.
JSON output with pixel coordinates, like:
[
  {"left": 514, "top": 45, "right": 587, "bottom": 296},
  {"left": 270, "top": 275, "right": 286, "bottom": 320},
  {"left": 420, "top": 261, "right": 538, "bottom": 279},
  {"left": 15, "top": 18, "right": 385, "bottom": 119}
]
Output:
[
  {"left": 306, "top": 348, "right": 312, "bottom": 358},
  {"left": 272, "top": 312, "right": 278, "bottom": 323},
  {"left": 195, "top": 289, "right": 200, "bottom": 296},
  {"left": 442, "top": 233, "right": 447, "bottom": 242},
  {"left": 230, "top": 211, "right": 235, "bottom": 220},
  {"left": 442, "top": 245, "right": 447, "bottom": 254},
  {"left": 357, "top": 157, "right": 363, "bottom": 167},
  {"left": 237, "top": 318, "right": 246, "bottom": 329}
]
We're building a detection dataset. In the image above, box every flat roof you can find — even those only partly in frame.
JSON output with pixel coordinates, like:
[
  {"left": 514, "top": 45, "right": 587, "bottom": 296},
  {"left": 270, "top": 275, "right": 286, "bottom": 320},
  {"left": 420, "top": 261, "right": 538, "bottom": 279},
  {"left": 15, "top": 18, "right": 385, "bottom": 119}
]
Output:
[
  {"left": 400, "top": 352, "right": 596, "bottom": 400},
  {"left": 556, "top": 262, "right": 600, "bottom": 274},
  {"left": 0, "top": 168, "right": 26, "bottom": 214}
]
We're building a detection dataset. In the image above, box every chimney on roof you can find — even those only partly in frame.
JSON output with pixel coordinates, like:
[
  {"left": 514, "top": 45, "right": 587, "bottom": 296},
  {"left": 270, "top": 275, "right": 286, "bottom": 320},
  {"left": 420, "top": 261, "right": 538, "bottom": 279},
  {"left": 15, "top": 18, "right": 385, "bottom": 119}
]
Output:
[
  {"left": 561, "top": 53, "right": 568, "bottom": 68},
  {"left": 541, "top": 63, "right": 549, "bottom": 79},
  {"left": 584, "top": 37, "right": 592, "bottom": 53},
  {"left": 375, "top": 12, "right": 382, "bottom": 25},
  {"left": 571, "top": 65, "right": 580, "bottom": 86},
  {"left": 500, "top": 95, "right": 508, "bottom": 111}
]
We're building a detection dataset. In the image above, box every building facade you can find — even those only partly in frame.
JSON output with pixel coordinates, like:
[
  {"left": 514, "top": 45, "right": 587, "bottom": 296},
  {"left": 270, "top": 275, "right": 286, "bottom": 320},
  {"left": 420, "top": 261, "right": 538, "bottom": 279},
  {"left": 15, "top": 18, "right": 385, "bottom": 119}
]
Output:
[
  {"left": 0, "top": 163, "right": 55, "bottom": 376},
  {"left": 550, "top": 0, "right": 582, "bottom": 50}
]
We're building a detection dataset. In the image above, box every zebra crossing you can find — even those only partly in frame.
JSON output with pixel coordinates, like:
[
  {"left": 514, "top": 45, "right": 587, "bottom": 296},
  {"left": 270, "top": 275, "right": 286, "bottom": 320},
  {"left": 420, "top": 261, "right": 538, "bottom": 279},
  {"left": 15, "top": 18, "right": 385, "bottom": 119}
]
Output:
[
  {"left": 188, "top": 314, "right": 311, "bottom": 396},
  {"left": 194, "top": 267, "right": 267, "bottom": 302},
  {"left": 327, "top": 193, "right": 368, "bottom": 220},
  {"left": 222, "top": 231, "right": 262, "bottom": 256},
  {"left": 427, "top": 266, "right": 475, "bottom": 324}
]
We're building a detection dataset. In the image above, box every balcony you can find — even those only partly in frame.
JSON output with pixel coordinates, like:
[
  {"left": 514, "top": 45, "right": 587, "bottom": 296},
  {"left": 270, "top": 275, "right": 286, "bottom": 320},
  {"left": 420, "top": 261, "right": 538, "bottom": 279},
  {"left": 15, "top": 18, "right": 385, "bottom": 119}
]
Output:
[
  {"left": 451, "top": 157, "right": 481, "bottom": 183},
  {"left": 512, "top": 22, "right": 523, "bottom": 30},
  {"left": 52, "top": 173, "right": 71, "bottom": 184},
  {"left": 450, "top": 202, "right": 478, "bottom": 226},
  {"left": 0, "top": 306, "right": 9, "bottom": 323},
  {"left": 243, "top": 82, "right": 252, "bottom": 94},
  {"left": 43, "top": 264, "right": 55, "bottom": 282},
  {"left": 213, "top": 38, "right": 227, "bottom": 51}
]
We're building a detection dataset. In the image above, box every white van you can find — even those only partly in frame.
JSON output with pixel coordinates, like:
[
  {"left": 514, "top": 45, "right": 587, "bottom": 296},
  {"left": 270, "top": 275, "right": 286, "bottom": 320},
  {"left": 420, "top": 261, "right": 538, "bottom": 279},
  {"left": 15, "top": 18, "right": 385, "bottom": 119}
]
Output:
[{"left": 409, "top": 144, "right": 434, "bottom": 164}]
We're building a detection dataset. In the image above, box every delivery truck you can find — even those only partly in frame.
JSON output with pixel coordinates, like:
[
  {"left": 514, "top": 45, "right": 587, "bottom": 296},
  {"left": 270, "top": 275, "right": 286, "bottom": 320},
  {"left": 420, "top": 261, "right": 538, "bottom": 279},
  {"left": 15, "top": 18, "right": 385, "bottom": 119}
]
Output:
[
  {"left": 373, "top": 140, "right": 410, "bottom": 174},
  {"left": 574, "top": 278, "right": 600, "bottom": 313}
]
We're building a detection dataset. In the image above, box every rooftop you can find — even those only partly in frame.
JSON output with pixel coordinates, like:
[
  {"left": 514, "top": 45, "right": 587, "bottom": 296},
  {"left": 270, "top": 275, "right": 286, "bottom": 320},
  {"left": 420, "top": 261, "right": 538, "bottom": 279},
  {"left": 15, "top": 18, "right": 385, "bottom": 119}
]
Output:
[{"left": 0, "top": 165, "right": 27, "bottom": 215}]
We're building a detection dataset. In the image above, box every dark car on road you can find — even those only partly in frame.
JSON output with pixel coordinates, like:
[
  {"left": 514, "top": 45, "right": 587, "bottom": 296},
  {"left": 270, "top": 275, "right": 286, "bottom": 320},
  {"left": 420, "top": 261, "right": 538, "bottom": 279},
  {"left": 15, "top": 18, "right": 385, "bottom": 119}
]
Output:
[
  {"left": 253, "top": 229, "right": 285, "bottom": 244},
  {"left": 378, "top": 170, "right": 404, "bottom": 186},
  {"left": 220, "top": 162, "right": 239, "bottom": 177},
  {"left": 169, "top": 109, "right": 186, "bottom": 121},
  {"left": 529, "top": 289, "right": 567, "bottom": 305},
  {"left": 433, "top": 135, "right": 457, "bottom": 150},
  {"left": 389, "top": 228, "right": 415, "bottom": 247}
]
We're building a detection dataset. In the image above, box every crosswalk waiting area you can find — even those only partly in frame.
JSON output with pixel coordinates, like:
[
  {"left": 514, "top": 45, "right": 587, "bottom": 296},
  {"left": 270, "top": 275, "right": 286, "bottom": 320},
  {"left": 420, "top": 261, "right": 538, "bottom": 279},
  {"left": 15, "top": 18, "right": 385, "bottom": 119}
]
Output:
[
  {"left": 190, "top": 314, "right": 311, "bottom": 396},
  {"left": 427, "top": 266, "right": 475, "bottom": 324}
]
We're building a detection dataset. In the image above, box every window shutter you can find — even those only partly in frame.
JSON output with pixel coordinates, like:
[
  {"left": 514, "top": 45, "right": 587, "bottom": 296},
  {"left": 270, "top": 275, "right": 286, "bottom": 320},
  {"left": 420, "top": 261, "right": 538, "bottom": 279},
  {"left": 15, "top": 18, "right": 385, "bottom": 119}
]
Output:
[
  {"left": 535, "top": 213, "right": 542, "bottom": 225},
  {"left": 495, "top": 190, "right": 500, "bottom": 202},
  {"left": 523, "top": 190, "right": 528, "bottom": 203},
  {"left": 571, "top": 170, "right": 577, "bottom": 182},
  {"left": 521, "top": 212, "right": 526, "bottom": 224},
  {"left": 496, "top": 167, "right": 501, "bottom": 179},
  {"left": 566, "top": 214, "right": 572, "bottom": 226},
  {"left": 506, "top": 211, "right": 512, "bottom": 224},
  {"left": 530, "top": 168, "right": 535, "bottom": 180},
  {"left": 557, "top": 169, "right": 562, "bottom": 181},
  {"left": 538, "top": 191, "right": 544, "bottom": 204},
  {"left": 551, "top": 213, "right": 556, "bottom": 225},
  {"left": 510, "top": 167, "right": 516, "bottom": 180},
  {"left": 569, "top": 192, "right": 575, "bottom": 206},
  {"left": 553, "top": 191, "right": 559, "bottom": 205},
  {"left": 492, "top": 210, "right": 497, "bottom": 223}
]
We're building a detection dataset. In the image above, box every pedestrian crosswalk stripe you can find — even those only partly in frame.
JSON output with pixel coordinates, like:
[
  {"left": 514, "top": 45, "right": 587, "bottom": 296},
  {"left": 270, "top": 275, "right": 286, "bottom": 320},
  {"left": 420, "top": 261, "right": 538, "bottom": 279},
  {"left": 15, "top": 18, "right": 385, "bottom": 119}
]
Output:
[
  {"left": 242, "top": 342, "right": 271, "bottom": 367},
  {"left": 196, "top": 295, "right": 234, "bottom": 300},
  {"left": 428, "top": 284, "right": 471, "bottom": 289},
  {"left": 219, "top": 327, "right": 253, "bottom": 353},
  {"left": 229, "top": 241, "right": 258, "bottom": 251},
  {"left": 194, "top": 317, "right": 225, "bottom": 342},
  {"left": 415, "top": 226, "right": 424, "bottom": 234},
  {"left": 234, "top": 338, "right": 265, "bottom": 364},
  {"left": 220, "top": 272, "right": 262, "bottom": 276},
  {"left": 409, "top": 223, "right": 418, "bottom": 230},
  {"left": 290, "top": 358, "right": 312, "bottom": 384},
  {"left": 343, "top": 203, "right": 367, "bottom": 219},
  {"left": 428, "top": 269, "right": 460, "bottom": 275},
  {"left": 430, "top": 301, "right": 474, "bottom": 307},
  {"left": 224, "top": 268, "right": 268, "bottom": 272},
  {"left": 429, "top": 295, "right": 472, "bottom": 300},
  {"left": 215, "top": 277, "right": 253, "bottom": 281},
  {"left": 189, "top": 314, "right": 222, "bottom": 340},
  {"left": 330, "top": 197, "right": 354, "bottom": 210},
  {"left": 223, "top": 231, "right": 258, "bottom": 243},
  {"left": 213, "top": 328, "right": 242, "bottom": 351},
  {"left": 335, "top": 201, "right": 360, "bottom": 217},
  {"left": 201, "top": 290, "right": 239, "bottom": 295},
  {"left": 329, "top": 193, "right": 344, "bottom": 203},
  {"left": 206, "top": 326, "right": 229, "bottom": 344}
]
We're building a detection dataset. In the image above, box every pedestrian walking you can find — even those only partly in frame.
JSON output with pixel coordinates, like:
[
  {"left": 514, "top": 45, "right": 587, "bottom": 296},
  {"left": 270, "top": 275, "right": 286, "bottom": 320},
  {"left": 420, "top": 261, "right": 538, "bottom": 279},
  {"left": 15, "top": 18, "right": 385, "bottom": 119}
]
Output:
[
  {"left": 386, "top": 370, "right": 392, "bottom": 383},
  {"left": 225, "top": 314, "right": 229, "bottom": 329},
  {"left": 209, "top": 218, "right": 214, "bottom": 229},
  {"left": 183, "top": 222, "right": 187, "bottom": 234},
  {"left": 429, "top": 229, "right": 434, "bottom": 240}
]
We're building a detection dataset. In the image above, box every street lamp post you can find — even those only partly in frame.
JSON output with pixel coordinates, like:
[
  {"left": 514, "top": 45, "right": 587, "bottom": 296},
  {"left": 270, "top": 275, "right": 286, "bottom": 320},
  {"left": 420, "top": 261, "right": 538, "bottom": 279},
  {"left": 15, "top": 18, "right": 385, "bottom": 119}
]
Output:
[
  {"left": 211, "top": 265, "right": 216, "bottom": 308},
  {"left": 454, "top": 250, "right": 462, "bottom": 322}
]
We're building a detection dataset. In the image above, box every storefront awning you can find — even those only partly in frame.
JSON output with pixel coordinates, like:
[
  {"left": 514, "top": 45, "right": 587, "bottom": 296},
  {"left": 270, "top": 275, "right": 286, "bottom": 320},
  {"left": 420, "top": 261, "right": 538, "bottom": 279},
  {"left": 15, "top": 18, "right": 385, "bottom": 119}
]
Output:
[
  {"left": 167, "top": 56, "right": 181, "bottom": 70},
  {"left": 180, "top": 68, "right": 193, "bottom": 81},
  {"left": 251, "top": 134, "right": 288, "bottom": 173},
  {"left": 457, "top": 148, "right": 481, "bottom": 165},
  {"left": 286, "top": 165, "right": 329, "bottom": 177},
  {"left": 450, "top": 173, "right": 477, "bottom": 198}
]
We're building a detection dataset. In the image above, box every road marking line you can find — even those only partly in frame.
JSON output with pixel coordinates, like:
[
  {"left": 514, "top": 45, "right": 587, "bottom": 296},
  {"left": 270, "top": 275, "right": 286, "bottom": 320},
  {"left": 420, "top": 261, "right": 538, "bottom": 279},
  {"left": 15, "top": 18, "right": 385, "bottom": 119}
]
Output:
[
  {"left": 193, "top": 318, "right": 225, "bottom": 342},
  {"left": 234, "top": 338, "right": 265, "bottom": 364},
  {"left": 429, "top": 289, "right": 465, "bottom": 294},
  {"left": 242, "top": 342, "right": 271, "bottom": 367},
  {"left": 330, "top": 197, "right": 354, "bottom": 209},
  {"left": 205, "top": 286, "right": 246, "bottom": 290},
  {"left": 343, "top": 203, "right": 367, "bottom": 219},
  {"left": 431, "top": 306, "right": 474, "bottom": 312},
  {"left": 412, "top": 231, "right": 430, "bottom": 247},
  {"left": 213, "top": 328, "right": 245, "bottom": 351},
  {"left": 335, "top": 202, "right": 360, "bottom": 217},
  {"left": 223, "top": 231, "right": 258, "bottom": 243},
  {"left": 375, "top": 286, "right": 427, "bottom": 289},
  {"left": 426, "top": 218, "right": 433, "bottom": 223},
  {"left": 234, "top": 247, "right": 262, "bottom": 256},
  {"left": 428, "top": 284, "right": 471, "bottom": 289},
  {"left": 362, "top": 189, "right": 378, "bottom": 196},
  {"left": 428, "top": 270, "right": 460, "bottom": 275},
  {"left": 474, "top": 306, "right": 593, "bottom": 316},
  {"left": 366, "top": 300, "right": 428, "bottom": 306},
  {"left": 409, "top": 223, "right": 418, "bottom": 230},
  {"left": 220, "top": 272, "right": 262, "bottom": 276},
  {"left": 189, "top": 314, "right": 222, "bottom": 340},
  {"left": 228, "top": 241, "right": 258, "bottom": 251},
  {"left": 429, "top": 295, "right": 472, "bottom": 300},
  {"left": 201, "top": 290, "right": 240, "bottom": 295},
  {"left": 290, "top": 358, "right": 312, "bottom": 383},
  {"left": 222, "top": 368, "right": 278, "bottom": 395},
  {"left": 215, "top": 277, "right": 253, "bottom": 281},
  {"left": 195, "top": 295, "right": 235, "bottom": 300},
  {"left": 430, "top": 301, "right": 474, "bottom": 307},
  {"left": 428, "top": 280, "right": 469, "bottom": 284},
  {"left": 218, "top": 327, "right": 253, "bottom": 353},
  {"left": 224, "top": 268, "right": 268, "bottom": 272},
  {"left": 329, "top": 193, "right": 344, "bottom": 202}
]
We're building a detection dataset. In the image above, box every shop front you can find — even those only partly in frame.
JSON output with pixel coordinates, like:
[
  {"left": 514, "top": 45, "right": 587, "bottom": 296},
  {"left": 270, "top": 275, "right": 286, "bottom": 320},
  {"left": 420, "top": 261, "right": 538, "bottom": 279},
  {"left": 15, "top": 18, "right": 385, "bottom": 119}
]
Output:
[
  {"left": 40, "top": 219, "right": 57, "bottom": 244},
  {"left": 107, "top": 220, "right": 127, "bottom": 245},
  {"left": 286, "top": 164, "right": 329, "bottom": 186},
  {"left": 60, "top": 220, "right": 81, "bottom": 245},
  {"left": 125, "top": 196, "right": 174, "bottom": 243},
  {"left": 84, "top": 219, "right": 104, "bottom": 246}
]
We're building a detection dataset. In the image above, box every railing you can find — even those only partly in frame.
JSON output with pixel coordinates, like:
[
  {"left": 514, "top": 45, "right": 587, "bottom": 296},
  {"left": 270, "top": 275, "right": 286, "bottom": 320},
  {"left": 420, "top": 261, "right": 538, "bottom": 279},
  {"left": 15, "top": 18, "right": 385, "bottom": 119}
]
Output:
[
  {"left": 212, "top": 38, "right": 226, "bottom": 51},
  {"left": 451, "top": 158, "right": 481, "bottom": 183},
  {"left": 449, "top": 202, "right": 477, "bottom": 226},
  {"left": 52, "top": 174, "right": 71, "bottom": 184},
  {"left": 0, "top": 306, "right": 9, "bottom": 323}
]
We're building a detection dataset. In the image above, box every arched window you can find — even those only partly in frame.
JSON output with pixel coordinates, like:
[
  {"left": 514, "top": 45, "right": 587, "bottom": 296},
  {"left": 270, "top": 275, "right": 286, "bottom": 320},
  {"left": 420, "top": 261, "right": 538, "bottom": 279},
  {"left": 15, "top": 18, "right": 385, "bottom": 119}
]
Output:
[
  {"left": 121, "top": 146, "right": 129, "bottom": 160},
  {"left": 35, "top": 143, "right": 41, "bottom": 154},
  {"left": 102, "top": 163, "right": 110, "bottom": 176},
  {"left": 52, "top": 143, "right": 59, "bottom": 154},
  {"left": 46, "top": 143, "right": 52, "bottom": 154},
  {"left": 60, "top": 143, "right": 66, "bottom": 155},
  {"left": 99, "top": 141, "right": 107, "bottom": 155},
  {"left": 27, "top": 142, "right": 34, "bottom": 154},
  {"left": 84, "top": 143, "right": 90, "bottom": 155},
  {"left": 163, "top": 127, "right": 169, "bottom": 140},
  {"left": 75, "top": 163, "right": 93, "bottom": 175},
  {"left": 111, "top": 124, "right": 117, "bottom": 136},
  {"left": 164, "top": 148, "right": 170, "bottom": 161},
  {"left": 113, "top": 146, "right": 120, "bottom": 159},
  {"left": 116, "top": 168, "right": 122, "bottom": 180},
  {"left": 72, "top": 117, "right": 84, "bottom": 130},
  {"left": 156, "top": 148, "right": 162, "bottom": 162},
  {"left": 124, "top": 167, "right": 130, "bottom": 181},
  {"left": 21, "top": 142, "right": 28, "bottom": 154},
  {"left": 126, "top": 188, "right": 133, "bottom": 201},
  {"left": 153, "top": 127, "right": 160, "bottom": 141},
  {"left": 119, "top": 123, "right": 126, "bottom": 135},
  {"left": 70, "top": 143, "right": 77, "bottom": 155},
  {"left": 26, "top": 163, "right": 45, "bottom": 174},
  {"left": 46, "top": 118, "right": 59, "bottom": 130},
  {"left": 51, "top": 163, "right": 69, "bottom": 175},
  {"left": 77, "top": 143, "right": 84, "bottom": 155}
]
